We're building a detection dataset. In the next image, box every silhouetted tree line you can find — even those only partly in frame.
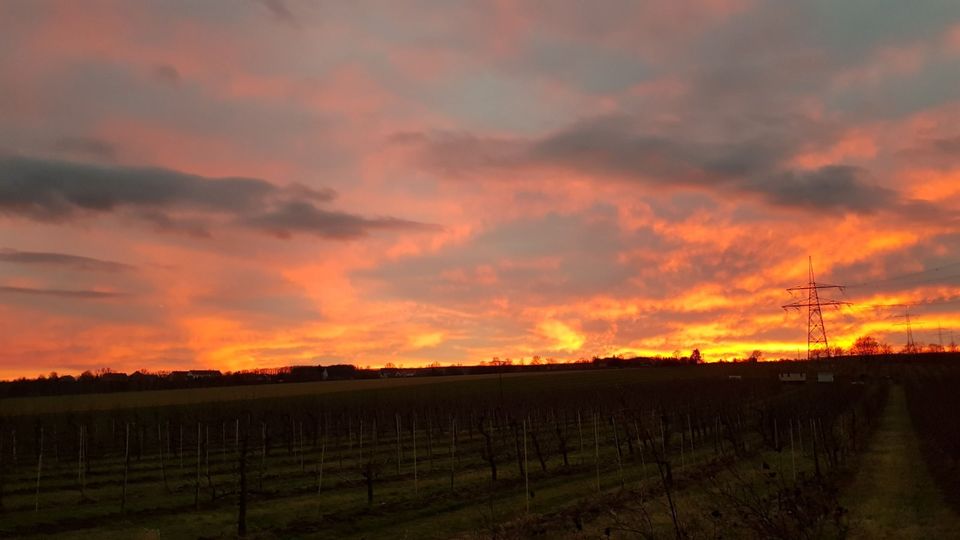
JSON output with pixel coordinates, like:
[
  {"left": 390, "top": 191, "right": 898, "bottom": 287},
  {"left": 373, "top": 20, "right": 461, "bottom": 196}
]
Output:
[{"left": 0, "top": 353, "right": 715, "bottom": 399}]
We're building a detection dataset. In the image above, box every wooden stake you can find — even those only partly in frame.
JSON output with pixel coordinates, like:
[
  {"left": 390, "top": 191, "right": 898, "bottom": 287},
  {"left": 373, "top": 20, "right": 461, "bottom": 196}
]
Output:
[
  {"left": 195, "top": 422, "right": 201, "bottom": 510},
  {"left": 594, "top": 413, "right": 601, "bottom": 493},
  {"left": 34, "top": 426, "right": 43, "bottom": 512},
  {"left": 121, "top": 423, "right": 130, "bottom": 513},
  {"left": 612, "top": 416, "right": 624, "bottom": 489},
  {"left": 412, "top": 415, "right": 418, "bottom": 495},
  {"left": 789, "top": 420, "right": 796, "bottom": 481},
  {"left": 523, "top": 418, "right": 529, "bottom": 512},
  {"left": 158, "top": 423, "right": 168, "bottom": 492}
]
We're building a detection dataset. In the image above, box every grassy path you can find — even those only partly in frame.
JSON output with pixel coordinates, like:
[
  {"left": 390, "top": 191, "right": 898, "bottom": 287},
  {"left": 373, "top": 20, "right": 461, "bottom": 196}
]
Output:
[{"left": 843, "top": 385, "right": 960, "bottom": 538}]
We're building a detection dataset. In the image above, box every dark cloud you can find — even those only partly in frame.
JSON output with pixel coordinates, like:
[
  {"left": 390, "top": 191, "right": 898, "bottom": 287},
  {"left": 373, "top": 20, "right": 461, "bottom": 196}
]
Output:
[
  {"left": 0, "top": 156, "right": 435, "bottom": 239},
  {"left": 256, "top": 0, "right": 297, "bottom": 24},
  {"left": 748, "top": 165, "right": 898, "bottom": 213},
  {"left": 0, "top": 248, "right": 134, "bottom": 272},
  {"left": 244, "top": 201, "right": 441, "bottom": 239},
  {"left": 0, "top": 285, "right": 126, "bottom": 299},
  {"left": 406, "top": 114, "right": 925, "bottom": 216},
  {"left": 52, "top": 136, "right": 116, "bottom": 161},
  {"left": 151, "top": 64, "right": 180, "bottom": 85}
]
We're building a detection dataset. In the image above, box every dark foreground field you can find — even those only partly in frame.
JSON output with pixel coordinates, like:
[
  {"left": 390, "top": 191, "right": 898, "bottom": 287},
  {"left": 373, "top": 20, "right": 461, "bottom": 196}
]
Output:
[{"left": 0, "top": 360, "right": 957, "bottom": 538}]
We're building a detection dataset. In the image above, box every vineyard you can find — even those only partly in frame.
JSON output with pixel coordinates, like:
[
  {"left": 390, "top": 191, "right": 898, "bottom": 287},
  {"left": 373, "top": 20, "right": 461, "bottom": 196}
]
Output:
[{"left": 0, "top": 365, "right": 890, "bottom": 538}]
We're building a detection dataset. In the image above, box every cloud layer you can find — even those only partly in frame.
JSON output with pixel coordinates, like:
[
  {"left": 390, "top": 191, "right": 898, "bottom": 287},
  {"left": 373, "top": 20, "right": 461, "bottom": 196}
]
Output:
[
  {"left": 0, "top": 1, "right": 959, "bottom": 378},
  {"left": 0, "top": 156, "right": 433, "bottom": 239}
]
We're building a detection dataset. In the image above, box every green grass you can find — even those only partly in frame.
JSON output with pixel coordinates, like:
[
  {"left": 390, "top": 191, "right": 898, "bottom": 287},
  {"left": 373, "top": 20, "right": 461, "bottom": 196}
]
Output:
[{"left": 843, "top": 385, "right": 960, "bottom": 538}]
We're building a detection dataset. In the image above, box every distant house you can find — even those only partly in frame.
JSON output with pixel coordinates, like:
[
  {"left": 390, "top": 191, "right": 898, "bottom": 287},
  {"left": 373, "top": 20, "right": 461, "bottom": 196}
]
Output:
[
  {"left": 779, "top": 372, "right": 807, "bottom": 383},
  {"left": 379, "top": 367, "right": 417, "bottom": 378},
  {"left": 186, "top": 370, "right": 222, "bottom": 380},
  {"left": 817, "top": 372, "right": 835, "bottom": 383}
]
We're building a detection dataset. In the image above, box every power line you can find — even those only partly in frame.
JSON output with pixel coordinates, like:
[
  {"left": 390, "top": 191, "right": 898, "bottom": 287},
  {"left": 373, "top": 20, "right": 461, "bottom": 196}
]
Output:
[{"left": 844, "top": 261, "right": 960, "bottom": 289}]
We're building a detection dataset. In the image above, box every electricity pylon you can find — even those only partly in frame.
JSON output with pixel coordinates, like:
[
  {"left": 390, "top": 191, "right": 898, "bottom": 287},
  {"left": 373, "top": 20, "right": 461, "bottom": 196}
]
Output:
[
  {"left": 891, "top": 306, "right": 917, "bottom": 353},
  {"left": 782, "top": 256, "right": 849, "bottom": 360}
]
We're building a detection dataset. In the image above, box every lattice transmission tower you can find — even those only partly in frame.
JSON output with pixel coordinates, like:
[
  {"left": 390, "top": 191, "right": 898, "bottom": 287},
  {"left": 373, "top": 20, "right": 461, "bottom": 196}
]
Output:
[{"left": 782, "top": 256, "right": 849, "bottom": 359}]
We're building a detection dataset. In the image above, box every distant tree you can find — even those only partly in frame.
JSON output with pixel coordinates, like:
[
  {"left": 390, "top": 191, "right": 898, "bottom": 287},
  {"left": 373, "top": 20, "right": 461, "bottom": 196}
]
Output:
[
  {"left": 927, "top": 343, "right": 945, "bottom": 353},
  {"left": 879, "top": 342, "right": 894, "bottom": 355},
  {"left": 690, "top": 349, "right": 703, "bottom": 364},
  {"left": 531, "top": 356, "right": 542, "bottom": 365},
  {"left": 748, "top": 350, "right": 763, "bottom": 362},
  {"left": 851, "top": 335, "right": 880, "bottom": 356},
  {"left": 902, "top": 342, "right": 922, "bottom": 354}
]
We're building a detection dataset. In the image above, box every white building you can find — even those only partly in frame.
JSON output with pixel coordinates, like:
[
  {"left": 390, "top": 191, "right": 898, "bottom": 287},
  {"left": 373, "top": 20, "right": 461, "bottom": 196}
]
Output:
[{"left": 779, "top": 372, "right": 807, "bottom": 383}]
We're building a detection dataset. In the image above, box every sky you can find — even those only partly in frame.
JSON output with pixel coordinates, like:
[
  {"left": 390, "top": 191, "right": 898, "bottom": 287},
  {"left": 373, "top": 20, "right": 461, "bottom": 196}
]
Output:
[{"left": 1, "top": 0, "right": 960, "bottom": 379}]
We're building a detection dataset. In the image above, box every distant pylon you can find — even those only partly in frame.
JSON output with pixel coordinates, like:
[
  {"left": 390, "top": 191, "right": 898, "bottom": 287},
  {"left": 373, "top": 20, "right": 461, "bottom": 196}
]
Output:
[
  {"left": 893, "top": 306, "right": 917, "bottom": 353},
  {"left": 782, "top": 256, "right": 849, "bottom": 360}
]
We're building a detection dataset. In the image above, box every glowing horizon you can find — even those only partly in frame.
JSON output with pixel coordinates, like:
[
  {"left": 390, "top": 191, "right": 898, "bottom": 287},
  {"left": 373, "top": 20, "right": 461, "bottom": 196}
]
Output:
[{"left": 1, "top": 1, "right": 960, "bottom": 380}]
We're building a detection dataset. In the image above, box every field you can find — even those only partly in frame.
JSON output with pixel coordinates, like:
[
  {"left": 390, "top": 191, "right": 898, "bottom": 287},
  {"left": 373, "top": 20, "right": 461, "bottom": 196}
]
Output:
[{"left": 0, "top": 361, "right": 955, "bottom": 538}]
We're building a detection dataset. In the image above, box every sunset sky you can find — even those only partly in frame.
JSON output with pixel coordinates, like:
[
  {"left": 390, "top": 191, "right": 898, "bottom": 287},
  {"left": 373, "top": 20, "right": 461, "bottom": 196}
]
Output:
[{"left": 2, "top": 1, "right": 960, "bottom": 379}]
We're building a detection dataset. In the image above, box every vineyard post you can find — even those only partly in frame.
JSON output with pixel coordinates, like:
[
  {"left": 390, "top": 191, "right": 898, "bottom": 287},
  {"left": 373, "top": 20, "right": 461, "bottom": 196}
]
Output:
[
  {"left": 238, "top": 426, "right": 247, "bottom": 538},
  {"left": 449, "top": 416, "right": 456, "bottom": 491},
  {"left": 577, "top": 410, "right": 583, "bottom": 464},
  {"left": 797, "top": 417, "right": 803, "bottom": 455},
  {"left": 714, "top": 416, "right": 720, "bottom": 455},
  {"left": 158, "top": 423, "right": 169, "bottom": 492},
  {"left": 412, "top": 414, "right": 418, "bottom": 495},
  {"left": 774, "top": 418, "right": 781, "bottom": 477},
  {"left": 611, "top": 416, "right": 624, "bottom": 489},
  {"left": 178, "top": 424, "right": 183, "bottom": 472},
  {"left": 78, "top": 425, "right": 85, "bottom": 499},
  {"left": 811, "top": 418, "right": 821, "bottom": 478},
  {"left": 687, "top": 413, "right": 694, "bottom": 462},
  {"left": 523, "top": 418, "right": 529, "bottom": 513},
  {"left": 593, "top": 413, "right": 600, "bottom": 493},
  {"left": 427, "top": 415, "right": 434, "bottom": 472},
  {"left": 659, "top": 415, "right": 666, "bottom": 456},
  {"left": 317, "top": 425, "right": 326, "bottom": 494},
  {"left": 259, "top": 421, "right": 266, "bottom": 492},
  {"left": 789, "top": 420, "right": 796, "bottom": 481},
  {"left": 395, "top": 413, "right": 401, "bottom": 476},
  {"left": 34, "top": 426, "right": 43, "bottom": 512},
  {"left": 121, "top": 422, "right": 129, "bottom": 513},
  {"left": 206, "top": 425, "right": 215, "bottom": 500},
  {"left": 737, "top": 413, "right": 745, "bottom": 452},
  {"left": 300, "top": 421, "right": 305, "bottom": 473},
  {"left": 0, "top": 429, "right": 5, "bottom": 511},
  {"left": 195, "top": 422, "right": 201, "bottom": 510},
  {"left": 634, "top": 420, "right": 645, "bottom": 487},
  {"left": 679, "top": 421, "right": 684, "bottom": 470}
]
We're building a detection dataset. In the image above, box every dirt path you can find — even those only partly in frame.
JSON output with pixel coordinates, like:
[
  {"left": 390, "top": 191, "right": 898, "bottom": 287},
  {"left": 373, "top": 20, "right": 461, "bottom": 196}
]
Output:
[{"left": 843, "top": 385, "right": 960, "bottom": 538}]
